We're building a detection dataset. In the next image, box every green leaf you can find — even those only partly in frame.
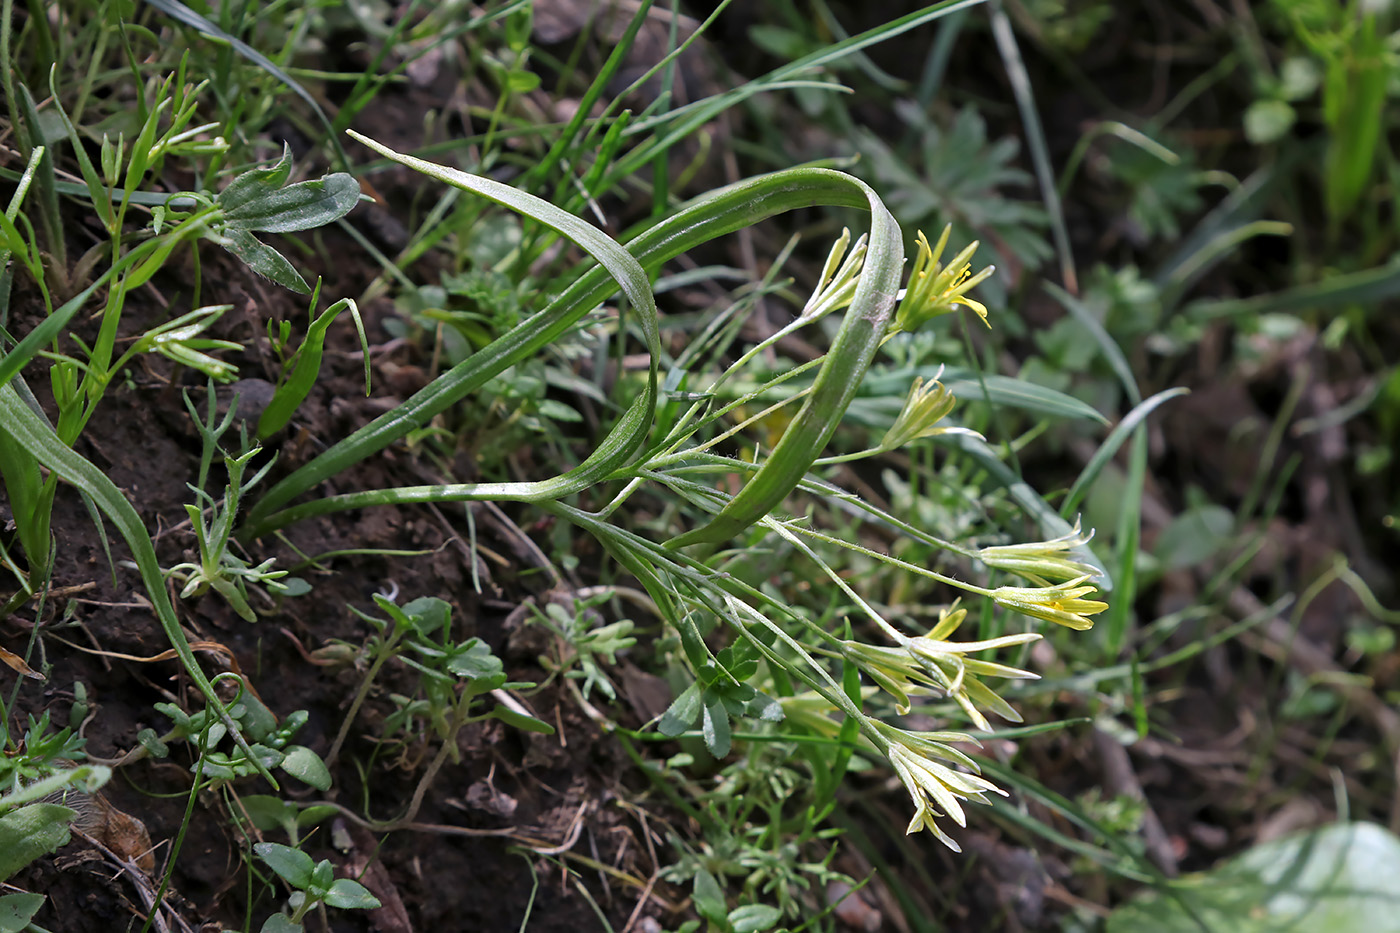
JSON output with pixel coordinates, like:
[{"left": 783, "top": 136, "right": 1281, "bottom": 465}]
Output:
[
  {"left": 853, "top": 367, "right": 1107, "bottom": 425},
  {"left": 279, "top": 746, "right": 332, "bottom": 791},
  {"left": 1153, "top": 504, "right": 1233, "bottom": 571},
  {"left": 238, "top": 795, "right": 296, "bottom": 833},
  {"left": 0, "top": 804, "right": 75, "bottom": 881},
  {"left": 1186, "top": 257, "right": 1400, "bottom": 323},
  {"left": 323, "top": 878, "right": 382, "bottom": 910},
  {"left": 309, "top": 859, "right": 335, "bottom": 895},
  {"left": 255, "top": 842, "right": 316, "bottom": 889},
  {"left": 659, "top": 683, "right": 702, "bottom": 737},
  {"left": 275, "top": 577, "right": 312, "bottom": 597},
  {"left": 677, "top": 611, "right": 715, "bottom": 677},
  {"left": 742, "top": 690, "right": 784, "bottom": 723},
  {"left": 259, "top": 913, "right": 303, "bottom": 933},
  {"left": 297, "top": 805, "right": 339, "bottom": 829},
  {"left": 221, "top": 172, "right": 359, "bottom": 234},
  {"left": 236, "top": 694, "right": 279, "bottom": 743},
  {"left": 701, "top": 691, "right": 732, "bottom": 758},
  {"left": 1044, "top": 282, "right": 1140, "bottom": 404},
  {"left": 258, "top": 298, "right": 365, "bottom": 438},
  {"left": 729, "top": 903, "right": 783, "bottom": 933},
  {"left": 490, "top": 705, "right": 556, "bottom": 734},
  {"left": 944, "top": 373, "right": 1108, "bottom": 424},
  {"left": 217, "top": 145, "right": 295, "bottom": 214},
  {"left": 0, "top": 893, "right": 45, "bottom": 933},
  {"left": 692, "top": 869, "right": 728, "bottom": 924},
  {"left": 217, "top": 229, "right": 310, "bottom": 293},
  {"left": 1244, "top": 99, "right": 1295, "bottom": 145},
  {"left": 401, "top": 597, "right": 452, "bottom": 638},
  {"left": 1061, "top": 387, "right": 1190, "bottom": 518},
  {"left": 669, "top": 173, "right": 903, "bottom": 547},
  {"left": 1107, "top": 822, "right": 1400, "bottom": 933},
  {"left": 445, "top": 639, "right": 504, "bottom": 683}
]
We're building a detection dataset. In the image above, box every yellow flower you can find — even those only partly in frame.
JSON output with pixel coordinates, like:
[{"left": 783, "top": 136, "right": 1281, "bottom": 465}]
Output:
[
  {"left": 875, "top": 723, "right": 1006, "bottom": 851},
  {"left": 879, "top": 373, "right": 984, "bottom": 452},
  {"left": 892, "top": 225, "right": 994, "bottom": 334},
  {"left": 991, "top": 575, "right": 1109, "bottom": 631},
  {"left": 976, "top": 519, "right": 1100, "bottom": 584},
  {"left": 800, "top": 228, "right": 868, "bottom": 322},
  {"left": 842, "top": 603, "right": 1039, "bottom": 729}
]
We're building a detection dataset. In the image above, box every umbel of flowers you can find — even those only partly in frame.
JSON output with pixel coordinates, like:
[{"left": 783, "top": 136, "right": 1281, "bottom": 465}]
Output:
[{"left": 789, "top": 227, "right": 1107, "bottom": 848}]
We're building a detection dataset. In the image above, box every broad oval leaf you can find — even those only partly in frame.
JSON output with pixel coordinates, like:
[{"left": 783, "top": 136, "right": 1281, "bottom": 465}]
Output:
[
  {"left": 0, "top": 892, "right": 46, "bottom": 933},
  {"left": 1107, "top": 822, "right": 1400, "bottom": 933},
  {"left": 255, "top": 842, "right": 315, "bottom": 888},
  {"left": 324, "top": 878, "right": 382, "bottom": 911},
  {"left": 279, "top": 745, "right": 332, "bottom": 791},
  {"left": 222, "top": 173, "right": 360, "bottom": 234},
  {"left": 0, "top": 804, "right": 74, "bottom": 882},
  {"left": 729, "top": 903, "right": 784, "bottom": 933},
  {"left": 659, "top": 683, "right": 702, "bottom": 737}
]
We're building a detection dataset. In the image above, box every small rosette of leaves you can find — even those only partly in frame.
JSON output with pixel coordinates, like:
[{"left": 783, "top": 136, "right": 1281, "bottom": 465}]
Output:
[
  {"left": 659, "top": 614, "right": 783, "bottom": 758},
  {"left": 255, "top": 841, "right": 380, "bottom": 933},
  {"left": 209, "top": 144, "right": 360, "bottom": 293}
]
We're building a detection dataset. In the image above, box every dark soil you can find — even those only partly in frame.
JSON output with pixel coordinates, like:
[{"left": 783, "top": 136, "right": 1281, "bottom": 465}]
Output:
[{"left": 3, "top": 2, "right": 1397, "bottom": 932}]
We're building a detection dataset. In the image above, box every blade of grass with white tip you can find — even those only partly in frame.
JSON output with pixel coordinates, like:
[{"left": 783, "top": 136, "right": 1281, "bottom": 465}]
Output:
[
  {"left": 242, "top": 166, "right": 890, "bottom": 538},
  {"left": 1061, "top": 387, "right": 1189, "bottom": 519}
]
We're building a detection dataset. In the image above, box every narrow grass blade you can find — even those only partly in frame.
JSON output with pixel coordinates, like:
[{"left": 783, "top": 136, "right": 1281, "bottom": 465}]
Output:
[
  {"left": 12, "top": 85, "right": 65, "bottom": 269},
  {"left": 852, "top": 367, "right": 1108, "bottom": 425},
  {"left": 1185, "top": 257, "right": 1400, "bottom": 322},
  {"left": 601, "top": 0, "right": 987, "bottom": 193},
  {"left": 1106, "top": 431, "right": 1145, "bottom": 657},
  {"left": 988, "top": 0, "right": 1076, "bottom": 293},
  {"left": 1044, "top": 282, "right": 1139, "bottom": 405},
  {"left": 668, "top": 178, "right": 902, "bottom": 547},
  {"left": 523, "top": 0, "right": 655, "bottom": 192},
  {"left": 1060, "top": 387, "right": 1189, "bottom": 519},
  {"left": 943, "top": 433, "right": 1112, "bottom": 588}
]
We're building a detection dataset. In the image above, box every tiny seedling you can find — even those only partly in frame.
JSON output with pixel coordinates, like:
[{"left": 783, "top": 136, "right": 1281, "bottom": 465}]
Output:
[
  {"left": 253, "top": 841, "right": 380, "bottom": 933},
  {"left": 529, "top": 590, "right": 637, "bottom": 702},
  {"left": 163, "top": 385, "right": 301, "bottom": 622}
]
